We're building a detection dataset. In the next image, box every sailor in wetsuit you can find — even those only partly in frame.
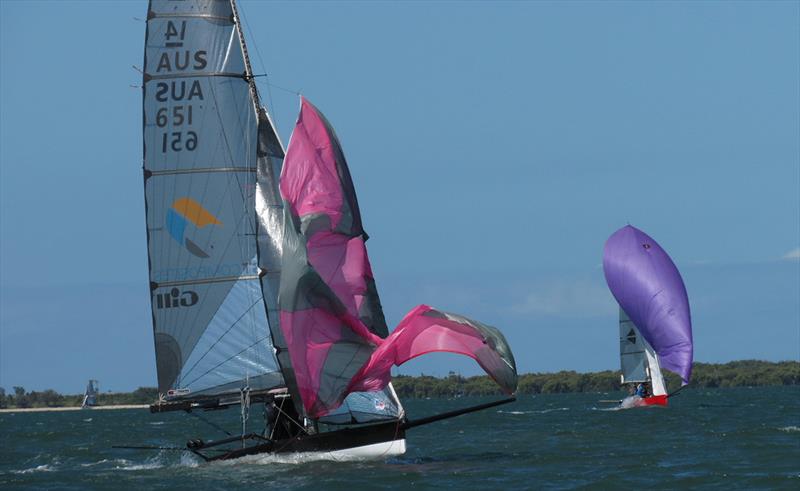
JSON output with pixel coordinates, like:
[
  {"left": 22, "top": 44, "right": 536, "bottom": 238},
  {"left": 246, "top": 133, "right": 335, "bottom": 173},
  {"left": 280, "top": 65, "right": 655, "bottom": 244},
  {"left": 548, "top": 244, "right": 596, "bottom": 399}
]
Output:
[{"left": 635, "top": 383, "right": 646, "bottom": 398}]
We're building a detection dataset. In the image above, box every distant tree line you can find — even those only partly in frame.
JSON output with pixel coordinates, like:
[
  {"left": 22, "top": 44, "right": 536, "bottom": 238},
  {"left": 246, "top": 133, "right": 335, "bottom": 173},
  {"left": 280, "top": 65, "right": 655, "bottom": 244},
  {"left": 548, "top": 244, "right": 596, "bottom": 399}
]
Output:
[
  {"left": 0, "top": 387, "right": 158, "bottom": 409},
  {"left": 391, "top": 360, "right": 800, "bottom": 398},
  {"left": 1, "top": 361, "right": 796, "bottom": 408}
]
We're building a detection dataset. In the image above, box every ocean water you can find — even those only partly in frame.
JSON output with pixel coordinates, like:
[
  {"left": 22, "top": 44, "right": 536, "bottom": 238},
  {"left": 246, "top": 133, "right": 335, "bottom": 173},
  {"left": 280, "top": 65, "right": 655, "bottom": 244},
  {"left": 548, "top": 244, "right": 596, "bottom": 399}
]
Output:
[{"left": 1, "top": 386, "right": 798, "bottom": 490}]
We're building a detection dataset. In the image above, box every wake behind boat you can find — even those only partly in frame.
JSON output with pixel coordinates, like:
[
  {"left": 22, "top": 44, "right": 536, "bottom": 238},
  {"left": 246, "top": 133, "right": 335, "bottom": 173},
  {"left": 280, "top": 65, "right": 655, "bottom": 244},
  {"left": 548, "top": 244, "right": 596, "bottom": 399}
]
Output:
[
  {"left": 131, "top": 0, "right": 518, "bottom": 461},
  {"left": 601, "top": 225, "right": 694, "bottom": 410}
]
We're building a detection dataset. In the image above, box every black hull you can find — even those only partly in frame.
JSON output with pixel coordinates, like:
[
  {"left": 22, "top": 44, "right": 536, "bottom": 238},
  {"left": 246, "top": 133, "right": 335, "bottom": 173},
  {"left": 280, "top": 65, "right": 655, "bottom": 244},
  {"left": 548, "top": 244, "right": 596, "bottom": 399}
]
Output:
[
  {"left": 198, "top": 420, "right": 405, "bottom": 461},
  {"left": 114, "top": 398, "right": 515, "bottom": 462}
]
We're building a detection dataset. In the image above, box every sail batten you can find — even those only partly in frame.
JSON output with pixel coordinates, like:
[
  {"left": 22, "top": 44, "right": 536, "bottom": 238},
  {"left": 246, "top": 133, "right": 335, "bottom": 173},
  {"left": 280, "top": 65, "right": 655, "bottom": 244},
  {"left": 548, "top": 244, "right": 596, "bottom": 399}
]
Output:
[{"left": 142, "top": 0, "right": 285, "bottom": 399}]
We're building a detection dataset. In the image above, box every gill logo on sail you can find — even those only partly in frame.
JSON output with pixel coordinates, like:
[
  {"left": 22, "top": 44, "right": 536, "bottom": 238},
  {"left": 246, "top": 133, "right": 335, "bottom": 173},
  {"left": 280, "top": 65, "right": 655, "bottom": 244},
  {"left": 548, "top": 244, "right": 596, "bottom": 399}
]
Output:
[
  {"left": 155, "top": 288, "right": 198, "bottom": 310},
  {"left": 166, "top": 197, "right": 222, "bottom": 258}
]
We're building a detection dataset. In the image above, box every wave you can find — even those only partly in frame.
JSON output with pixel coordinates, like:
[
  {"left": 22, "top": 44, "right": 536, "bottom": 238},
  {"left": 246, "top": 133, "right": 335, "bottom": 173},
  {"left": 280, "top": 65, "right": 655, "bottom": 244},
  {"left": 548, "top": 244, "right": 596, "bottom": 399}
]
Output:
[
  {"left": 11, "top": 464, "right": 56, "bottom": 474},
  {"left": 213, "top": 448, "right": 398, "bottom": 466},
  {"left": 497, "top": 408, "right": 569, "bottom": 415},
  {"left": 778, "top": 426, "right": 800, "bottom": 433},
  {"left": 81, "top": 458, "right": 130, "bottom": 468}
]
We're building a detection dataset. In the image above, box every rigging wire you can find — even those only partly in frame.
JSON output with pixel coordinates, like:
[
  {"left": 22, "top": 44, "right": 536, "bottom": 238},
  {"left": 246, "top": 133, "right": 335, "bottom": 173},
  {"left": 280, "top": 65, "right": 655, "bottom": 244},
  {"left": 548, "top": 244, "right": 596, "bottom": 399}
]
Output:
[
  {"left": 186, "top": 410, "right": 233, "bottom": 437},
  {"left": 237, "top": 1, "right": 277, "bottom": 115}
]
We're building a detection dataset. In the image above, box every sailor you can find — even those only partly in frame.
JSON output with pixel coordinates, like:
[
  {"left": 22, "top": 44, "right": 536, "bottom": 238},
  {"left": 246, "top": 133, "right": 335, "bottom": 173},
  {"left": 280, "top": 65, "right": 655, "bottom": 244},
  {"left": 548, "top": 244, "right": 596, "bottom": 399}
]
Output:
[{"left": 635, "top": 383, "right": 646, "bottom": 398}]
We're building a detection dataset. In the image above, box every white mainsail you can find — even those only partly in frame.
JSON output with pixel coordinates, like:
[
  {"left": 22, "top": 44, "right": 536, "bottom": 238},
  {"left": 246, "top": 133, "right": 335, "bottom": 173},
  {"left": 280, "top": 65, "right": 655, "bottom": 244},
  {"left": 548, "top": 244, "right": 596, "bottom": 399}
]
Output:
[
  {"left": 619, "top": 308, "right": 667, "bottom": 396},
  {"left": 142, "top": 0, "right": 285, "bottom": 399}
]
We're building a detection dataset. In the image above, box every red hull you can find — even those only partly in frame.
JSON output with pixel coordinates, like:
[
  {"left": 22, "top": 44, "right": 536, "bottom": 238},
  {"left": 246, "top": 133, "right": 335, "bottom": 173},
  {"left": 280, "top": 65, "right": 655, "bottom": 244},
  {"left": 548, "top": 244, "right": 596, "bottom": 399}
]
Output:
[{"left": 641, "top": 395, "right": 668, "bottom": 406}]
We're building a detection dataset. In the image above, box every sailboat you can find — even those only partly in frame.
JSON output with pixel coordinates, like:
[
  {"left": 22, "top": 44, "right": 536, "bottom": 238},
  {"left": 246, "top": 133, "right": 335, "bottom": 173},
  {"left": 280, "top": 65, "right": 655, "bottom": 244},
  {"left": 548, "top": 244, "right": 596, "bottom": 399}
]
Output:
[
  {"left": 137, "top": 0, "right": 518, "bottom": 461},
  {"left": 602, "top": 225, "right": 693, "bottom": 408},
  {"left": 81, "top": 380, "right": 99, "bottom": 409}
]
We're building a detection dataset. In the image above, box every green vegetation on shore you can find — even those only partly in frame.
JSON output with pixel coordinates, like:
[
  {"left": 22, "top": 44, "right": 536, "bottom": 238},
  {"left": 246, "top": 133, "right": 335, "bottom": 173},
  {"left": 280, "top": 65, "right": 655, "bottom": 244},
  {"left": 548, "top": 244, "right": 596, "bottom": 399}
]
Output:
[
  {"left": 1, "top": 360, "right": 796, "bottom": 408},
  {"left": 393, "top": 360, "right": 799, "bottom": 398},
  {"left": 0, "top": 387, "right": 157, "bottom": 409}
]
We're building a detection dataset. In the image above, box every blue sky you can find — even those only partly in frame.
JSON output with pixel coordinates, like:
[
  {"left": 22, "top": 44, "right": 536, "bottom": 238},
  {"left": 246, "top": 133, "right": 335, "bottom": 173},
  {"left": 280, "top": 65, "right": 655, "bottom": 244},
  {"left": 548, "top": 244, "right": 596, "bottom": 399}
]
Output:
[{"left": 1, "top": 1, "right": 798, "bottom": 393}]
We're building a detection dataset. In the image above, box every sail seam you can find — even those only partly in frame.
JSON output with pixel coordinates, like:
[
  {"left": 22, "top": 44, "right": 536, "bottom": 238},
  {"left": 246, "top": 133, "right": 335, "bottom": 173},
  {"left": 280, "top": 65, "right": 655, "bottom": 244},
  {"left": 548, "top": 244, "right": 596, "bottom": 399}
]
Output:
[
  {"left": 147, "top": 13, "right": 233, "bottom": 22},
  {"left": 144, "top": 72, "right": 245, "bottom": 81},
  {"left": 155, "top": 274, "right": 260, "bottom": 288},
  {"left": 147, "top": 167, "right": 255, "bottom": 176}
]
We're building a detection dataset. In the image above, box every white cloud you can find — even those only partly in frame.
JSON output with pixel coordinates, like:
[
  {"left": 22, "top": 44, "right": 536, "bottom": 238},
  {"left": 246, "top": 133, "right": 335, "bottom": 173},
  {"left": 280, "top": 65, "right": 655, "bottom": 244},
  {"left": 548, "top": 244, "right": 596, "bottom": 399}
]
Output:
[
  {"left": 782, "top": 247, "right": 800, "bottom": 261},
  {"left": 511, "top": 279, "right": 616, "bottom": 317}
]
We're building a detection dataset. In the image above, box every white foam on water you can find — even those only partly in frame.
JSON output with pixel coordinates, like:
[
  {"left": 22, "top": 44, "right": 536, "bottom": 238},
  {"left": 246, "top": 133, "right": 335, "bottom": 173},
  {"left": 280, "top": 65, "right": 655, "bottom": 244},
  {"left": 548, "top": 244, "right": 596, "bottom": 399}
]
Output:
[
  {"left": 619, "top": 396, "right": 643, "bottom": 409},
  {"left": 535, "top": 407, "right": 569, "bottom": 414},
  {"left": 215, "top": 450, "right": 381, "bottom": 466},
  {"left": 114, "top": 452, "right": 170, "bottom": 471},
  {"left": 12, "top": 464, "right": 56, "bottom": 474},
  {"left": 497, "top": 408, "right": 569, "bottom": 415},
  {"left": 179, "top": 453, "right": 202, "bottom": 468},
  {"left": 148, "top": 421, "right": 165, "bottom": 426},
  {"left": 83, "top": 418, "right": 93, "bottom": 422},
  {"left": 81, "top": 458, "right": 130, "bottom": 468},
  {"left": 778, "top": 426, "right": 800, "bottom": 433}
]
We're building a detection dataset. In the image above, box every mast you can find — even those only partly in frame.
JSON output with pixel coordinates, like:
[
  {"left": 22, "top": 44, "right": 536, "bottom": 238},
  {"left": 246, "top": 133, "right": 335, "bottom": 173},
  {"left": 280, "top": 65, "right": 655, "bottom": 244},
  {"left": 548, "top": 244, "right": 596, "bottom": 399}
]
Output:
[
  {"left": 227, "top": 0, "right": 306, "bottom": 417},
  {"left": 230, "top": 0, "right": 263, "bottom": 115}
]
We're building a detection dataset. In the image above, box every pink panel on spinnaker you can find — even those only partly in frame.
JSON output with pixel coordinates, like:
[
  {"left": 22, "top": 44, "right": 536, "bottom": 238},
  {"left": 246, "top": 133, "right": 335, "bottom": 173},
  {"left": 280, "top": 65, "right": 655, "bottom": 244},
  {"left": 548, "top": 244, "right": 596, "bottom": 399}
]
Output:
[
  {"left": 280, "top": 98, "right": 345, "bottom": 229},
  {"left": 347, "top": 305, "right": 518, "bottom": 397},
  {"left": 280, "top": 308, "right": 382, "bottom": 415},
  {"left": 306, "top": 232, "right": 373, "bottom": 322}
]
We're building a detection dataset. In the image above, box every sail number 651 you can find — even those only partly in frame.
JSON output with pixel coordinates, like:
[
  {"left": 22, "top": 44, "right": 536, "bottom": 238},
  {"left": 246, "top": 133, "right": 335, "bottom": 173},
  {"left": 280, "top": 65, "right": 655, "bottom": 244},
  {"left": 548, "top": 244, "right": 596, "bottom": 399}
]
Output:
[
  {"left": 156, "top": 106, "right": 193, "bottom": 127},
  {"left": 161, "top": 131, "right": 197, "bottom": 152}
]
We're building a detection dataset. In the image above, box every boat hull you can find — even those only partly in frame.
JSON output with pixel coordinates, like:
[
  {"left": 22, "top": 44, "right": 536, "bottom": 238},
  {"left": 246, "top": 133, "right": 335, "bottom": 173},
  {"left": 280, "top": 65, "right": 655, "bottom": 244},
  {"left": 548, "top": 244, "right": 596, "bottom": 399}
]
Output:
[
  {"left": 642, "top": 395, "right": 668, "bottom": 406},
  {"left": 619, "top": 394, "right": 668, "bottom": 409},
  {"left": 201, "top": 420, "right": 406, "bottom": 461}
]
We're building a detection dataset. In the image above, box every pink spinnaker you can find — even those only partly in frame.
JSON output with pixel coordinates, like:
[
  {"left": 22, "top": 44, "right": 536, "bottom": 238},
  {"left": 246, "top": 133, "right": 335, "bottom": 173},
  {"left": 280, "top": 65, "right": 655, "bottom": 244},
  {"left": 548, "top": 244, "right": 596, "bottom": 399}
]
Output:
[{"left": 279, "top": 97, "right": 517, "bottom": 417}]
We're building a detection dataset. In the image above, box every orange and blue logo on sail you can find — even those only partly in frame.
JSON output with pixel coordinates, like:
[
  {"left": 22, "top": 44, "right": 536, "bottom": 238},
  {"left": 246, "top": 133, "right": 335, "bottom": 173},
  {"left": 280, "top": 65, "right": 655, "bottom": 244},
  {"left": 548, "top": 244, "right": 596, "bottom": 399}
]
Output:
[{"left": 166, "top": 197, "right": 222, "bottom": 258}]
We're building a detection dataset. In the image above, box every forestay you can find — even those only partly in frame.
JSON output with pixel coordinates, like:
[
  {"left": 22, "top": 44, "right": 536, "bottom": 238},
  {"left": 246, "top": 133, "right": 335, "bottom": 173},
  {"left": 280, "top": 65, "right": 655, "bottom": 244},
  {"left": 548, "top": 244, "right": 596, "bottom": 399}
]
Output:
[{"left": 142, "top": 0, "right": 284, "bottom": 398}]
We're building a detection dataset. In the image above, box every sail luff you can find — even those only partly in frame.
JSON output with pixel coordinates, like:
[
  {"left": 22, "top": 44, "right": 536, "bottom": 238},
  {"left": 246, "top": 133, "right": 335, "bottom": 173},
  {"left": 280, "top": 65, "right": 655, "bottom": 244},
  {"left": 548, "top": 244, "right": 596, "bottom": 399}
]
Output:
[
  {"left": 228, "top": 0, "right": 307, "bottom": 414},
  {"left": 230, "top": 0, "right": 262, "bottom": 112}
]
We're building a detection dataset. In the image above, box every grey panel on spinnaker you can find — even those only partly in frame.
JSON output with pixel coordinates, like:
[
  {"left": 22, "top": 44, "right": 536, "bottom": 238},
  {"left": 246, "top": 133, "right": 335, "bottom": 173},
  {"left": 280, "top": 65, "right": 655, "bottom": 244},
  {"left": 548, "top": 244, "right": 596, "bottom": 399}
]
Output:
[
  {"left": 143, "top": 0, "right": 282, "bottom": 397},
  {"left": 619, "top": 308, "right": 647, "bottom": 383}
]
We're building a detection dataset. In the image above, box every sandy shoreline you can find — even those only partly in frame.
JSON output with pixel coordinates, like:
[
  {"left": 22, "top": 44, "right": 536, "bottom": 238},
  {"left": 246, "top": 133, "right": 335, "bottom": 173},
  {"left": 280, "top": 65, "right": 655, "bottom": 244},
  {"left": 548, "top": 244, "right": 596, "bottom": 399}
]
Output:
[{"left": 0, "top": 404, "right": 149, "bottom": 413}]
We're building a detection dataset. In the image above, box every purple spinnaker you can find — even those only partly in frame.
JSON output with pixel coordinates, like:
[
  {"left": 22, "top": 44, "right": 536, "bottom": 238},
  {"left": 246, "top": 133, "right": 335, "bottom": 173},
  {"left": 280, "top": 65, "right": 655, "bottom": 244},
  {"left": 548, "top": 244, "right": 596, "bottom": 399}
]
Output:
[{"left": 602, "top": 225, "right": 693, "bottom": 385}]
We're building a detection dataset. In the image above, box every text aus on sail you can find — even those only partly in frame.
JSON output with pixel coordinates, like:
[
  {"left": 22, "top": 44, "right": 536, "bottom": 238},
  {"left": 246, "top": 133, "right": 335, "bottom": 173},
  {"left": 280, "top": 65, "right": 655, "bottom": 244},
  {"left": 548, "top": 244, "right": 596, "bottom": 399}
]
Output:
[{"left": 150, "top": 20, "right": 208, "bottom": 154}]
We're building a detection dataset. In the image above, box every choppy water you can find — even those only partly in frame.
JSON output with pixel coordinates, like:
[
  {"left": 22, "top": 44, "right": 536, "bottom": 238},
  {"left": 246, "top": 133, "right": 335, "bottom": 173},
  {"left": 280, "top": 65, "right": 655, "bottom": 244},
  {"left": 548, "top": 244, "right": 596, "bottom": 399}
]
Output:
[{"left": 1, "top": 386, "right": 798, "bottom": 490}]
